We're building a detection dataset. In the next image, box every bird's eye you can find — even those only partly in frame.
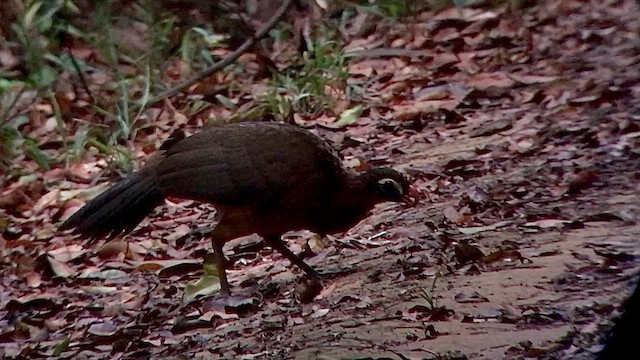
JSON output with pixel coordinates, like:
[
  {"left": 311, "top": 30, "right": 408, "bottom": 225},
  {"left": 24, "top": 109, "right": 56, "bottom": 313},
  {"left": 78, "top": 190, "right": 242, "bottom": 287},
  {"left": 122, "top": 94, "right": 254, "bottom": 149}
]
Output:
[{"left": 377, "top": 178, "right": 403, "bottom": 197}]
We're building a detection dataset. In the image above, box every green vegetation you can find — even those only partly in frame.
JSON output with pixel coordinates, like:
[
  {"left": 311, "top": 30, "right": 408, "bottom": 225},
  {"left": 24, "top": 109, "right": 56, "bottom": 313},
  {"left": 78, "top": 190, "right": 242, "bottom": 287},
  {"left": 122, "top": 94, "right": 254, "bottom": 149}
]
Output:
[
  {"left": 1, "top": 0, "right": 208, "bottom": 172},
  {"left": 420, "top": 270, "right": 442, "bottom": 311},
  {"left": 253, "top": 32, "right": 349, "bottom": 122},
  {"left": 0, "top": 0, "right": 510, "bottom": 173}
]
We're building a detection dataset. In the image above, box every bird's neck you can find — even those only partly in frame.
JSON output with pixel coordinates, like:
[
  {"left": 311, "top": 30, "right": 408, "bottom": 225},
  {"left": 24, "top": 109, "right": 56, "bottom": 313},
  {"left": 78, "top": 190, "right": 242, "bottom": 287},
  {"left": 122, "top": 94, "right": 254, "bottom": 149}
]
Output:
[
  {"left": 307, "top": 173, "right": 379, "bottom": 235},
  {"left": 338, "top": 173, "right": 379, "bottom": 210}
]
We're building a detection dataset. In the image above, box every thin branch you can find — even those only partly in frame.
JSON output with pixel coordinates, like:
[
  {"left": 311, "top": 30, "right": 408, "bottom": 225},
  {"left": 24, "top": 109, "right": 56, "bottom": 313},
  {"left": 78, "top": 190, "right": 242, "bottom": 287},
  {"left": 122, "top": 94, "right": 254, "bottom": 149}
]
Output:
[
  {"left": 67, "top": 48, "right": 96, "bottom": 105},
  {"left": 136, "top": 0, "right": 294, "bottom": 112}
]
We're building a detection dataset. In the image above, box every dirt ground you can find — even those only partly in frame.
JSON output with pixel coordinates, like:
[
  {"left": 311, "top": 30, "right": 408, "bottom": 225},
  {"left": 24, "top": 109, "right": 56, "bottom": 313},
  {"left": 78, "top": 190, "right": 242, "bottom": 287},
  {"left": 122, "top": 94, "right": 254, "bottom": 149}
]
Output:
[{"left": 1, "top": 0, "right": 639, "bottom": 359}]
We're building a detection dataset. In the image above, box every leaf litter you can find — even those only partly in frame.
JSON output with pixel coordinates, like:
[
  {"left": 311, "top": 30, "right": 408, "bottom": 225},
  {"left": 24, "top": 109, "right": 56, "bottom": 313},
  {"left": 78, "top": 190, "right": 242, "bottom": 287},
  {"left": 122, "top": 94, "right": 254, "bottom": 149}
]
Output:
[{"left": 1, "top": 0, "right": 640, "bottom": 358}]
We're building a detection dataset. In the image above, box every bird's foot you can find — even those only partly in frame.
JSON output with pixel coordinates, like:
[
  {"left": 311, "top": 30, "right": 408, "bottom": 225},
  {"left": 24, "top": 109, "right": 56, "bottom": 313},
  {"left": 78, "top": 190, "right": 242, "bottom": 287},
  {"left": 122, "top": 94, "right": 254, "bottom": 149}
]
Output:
[
  {"left": 295, "top": 276, "right": 323, "bottom": 303},
  {"left": 204, "top": 293, "right": 260, "bottom": 315}
]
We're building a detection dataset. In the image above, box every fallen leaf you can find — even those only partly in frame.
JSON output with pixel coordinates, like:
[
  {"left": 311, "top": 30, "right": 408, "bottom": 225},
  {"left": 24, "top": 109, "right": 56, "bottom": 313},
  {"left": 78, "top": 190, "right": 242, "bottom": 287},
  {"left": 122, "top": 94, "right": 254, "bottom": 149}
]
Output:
[
  {"left": 523, "top": 219, "right": 572, "bottom": 229},
  {"left": 33, "top": 189, "right": 60, "bottom": 212},
  {"left": 458, "top": 221, "right": 511, "bottom": 234},
  {"left": 454, "top": 291, "right": 489, "bottom": 303},
  {"left": 88, "top": 321, "right": 119, "bottom": 336},
  {"left": 333, "top": 105, "right": 363, "bottom": 128},
  {"left": 45, "top": 255, "right": 76, "bottom": 278},
  {"left": 509, "top": 74, "right": 559, "bottom": 85},
  {"left": 182, "top": 254, "right": 221, "bottom": 304},
  {"left": 443, "top": 206, "right": 463, "bottom": 223},
  {"left": 59, "top": 183, "right": 110, "bottom": 202},
  {"left": 311, "top": 308, "right": 330, "bottom": 318},
  {"left": 467, "top": 72, "right": 516, "bottom": 90},
  {"left": 469, "top": 119, "right": 512, "bottom": 138},
  {"left": 166, "top": 224, "right": 192, "bottom": 242}
]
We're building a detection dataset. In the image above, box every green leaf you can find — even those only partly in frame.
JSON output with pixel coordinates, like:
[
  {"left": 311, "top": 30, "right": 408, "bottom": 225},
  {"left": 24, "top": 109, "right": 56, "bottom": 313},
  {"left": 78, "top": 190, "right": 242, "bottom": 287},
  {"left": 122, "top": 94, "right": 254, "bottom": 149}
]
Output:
[
  {"left": 334, "top": 105, "right": 363, "bottom": 127},
  {"left": 182, "top": 253, "right": 221, "bottom": 304},
  {"left": 0, "top": 126, "right": 19, "bottom": 157},
  {"left": 191, "top": 27, "right": 226, "bottom": 47},
  {"left": 23, "top": 137, "right": 50, "bottom": 170},
  {"left": 23, "top": 1, "right": 43, "bottom": 29},
  {"left": 215, "top": 94, "right": 236, "bottom": 110},
  {"left": 63, "top": 0, "right": 80, "bottom": 14},
  {"left": 70, "top": 126, "right": 90, "bottom": 161},
  {"left": 181, "top": 31, "right": 195, "bottom": 64},
  {"left": 52, "top": 337, "right": 70, "bottom": 356},
  {"left": 28, "top": 65, "right": 57, "bottom": 87}
]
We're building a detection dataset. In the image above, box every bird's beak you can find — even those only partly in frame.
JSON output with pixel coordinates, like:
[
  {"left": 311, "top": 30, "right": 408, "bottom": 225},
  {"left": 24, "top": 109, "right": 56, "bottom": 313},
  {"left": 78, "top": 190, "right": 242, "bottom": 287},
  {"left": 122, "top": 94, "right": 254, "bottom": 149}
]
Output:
[{"left": 402, "top": 184, "right": 422, "bottom": 206}]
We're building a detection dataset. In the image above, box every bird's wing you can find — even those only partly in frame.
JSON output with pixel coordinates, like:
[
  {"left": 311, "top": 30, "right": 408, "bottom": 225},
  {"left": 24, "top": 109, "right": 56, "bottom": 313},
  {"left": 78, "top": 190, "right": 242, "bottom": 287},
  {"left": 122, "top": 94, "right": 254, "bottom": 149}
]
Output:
[{"left": 155, "top": 123, "right": 343, "bottom": 208}]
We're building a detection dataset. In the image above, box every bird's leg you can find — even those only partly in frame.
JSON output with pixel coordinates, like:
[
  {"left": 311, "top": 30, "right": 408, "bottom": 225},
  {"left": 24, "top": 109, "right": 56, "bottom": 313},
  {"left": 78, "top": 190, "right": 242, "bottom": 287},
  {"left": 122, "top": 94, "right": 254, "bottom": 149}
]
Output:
[
  {"left": 212, "top": 238, "right": 230, "bottom": 296},
  {"left": 263, "top": 235, "right": 321, "bottom": 279},
  {"left": 210, "top": 211, "right": 231, "bottom": 295},
  {"left": 265, "top": 235, "right": 324, "bottom": 302}
]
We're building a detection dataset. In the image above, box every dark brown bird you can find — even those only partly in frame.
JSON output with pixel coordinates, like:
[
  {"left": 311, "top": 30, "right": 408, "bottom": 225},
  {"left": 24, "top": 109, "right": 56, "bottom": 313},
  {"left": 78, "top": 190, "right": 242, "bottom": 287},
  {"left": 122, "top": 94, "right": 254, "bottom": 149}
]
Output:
[
  {"left": 61, "top": 122, "right": 418, "bottom": 294},
  {"left": 597, "top": 273, "right": 640, "bottom": 360}
]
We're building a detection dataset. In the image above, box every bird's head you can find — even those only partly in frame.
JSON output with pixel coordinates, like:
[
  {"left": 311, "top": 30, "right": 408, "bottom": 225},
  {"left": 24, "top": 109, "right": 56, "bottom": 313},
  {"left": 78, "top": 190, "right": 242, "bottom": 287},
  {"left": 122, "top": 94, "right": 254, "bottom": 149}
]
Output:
[{"left": 361, "top": 168, "right": 421, "bottom": 206}]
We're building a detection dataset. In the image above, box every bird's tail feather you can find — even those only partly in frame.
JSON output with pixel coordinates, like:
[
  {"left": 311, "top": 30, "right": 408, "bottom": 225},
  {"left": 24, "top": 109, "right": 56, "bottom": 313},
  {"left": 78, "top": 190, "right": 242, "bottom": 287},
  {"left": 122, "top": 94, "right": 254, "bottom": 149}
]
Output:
[{"left": 60, "top": 172, "right": 163, "bottom": 239}]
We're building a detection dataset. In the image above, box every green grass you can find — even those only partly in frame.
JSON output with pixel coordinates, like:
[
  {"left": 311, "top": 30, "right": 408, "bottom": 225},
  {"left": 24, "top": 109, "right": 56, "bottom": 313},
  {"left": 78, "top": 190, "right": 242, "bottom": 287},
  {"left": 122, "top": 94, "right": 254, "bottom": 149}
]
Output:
[
  {"left": 0, "top": 0, "right": 218, "bottom": 173},
  {"left": 248, "top": 28, "right": 349, "bottom": 122},
  {"left": 1, "top": 0, "right": 524, "bottom": 174},
  {"left": 420, "top": 270, "right": 442, "bottom": 311}
]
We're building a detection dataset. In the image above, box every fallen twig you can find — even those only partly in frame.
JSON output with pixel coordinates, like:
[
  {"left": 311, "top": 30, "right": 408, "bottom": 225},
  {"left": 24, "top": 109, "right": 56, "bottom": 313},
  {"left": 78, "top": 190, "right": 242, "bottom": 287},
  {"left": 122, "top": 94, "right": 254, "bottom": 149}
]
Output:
[{"left": 136, "top": 0, "right": 294, "bottom": 112}]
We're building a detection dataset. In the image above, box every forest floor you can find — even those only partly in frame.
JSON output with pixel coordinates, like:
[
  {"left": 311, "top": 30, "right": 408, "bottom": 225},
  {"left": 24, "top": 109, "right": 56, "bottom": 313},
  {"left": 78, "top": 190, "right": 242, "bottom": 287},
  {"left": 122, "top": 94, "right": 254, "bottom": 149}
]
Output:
[{"left": 1, "top": 0, "right": 639, "bottom": 359}]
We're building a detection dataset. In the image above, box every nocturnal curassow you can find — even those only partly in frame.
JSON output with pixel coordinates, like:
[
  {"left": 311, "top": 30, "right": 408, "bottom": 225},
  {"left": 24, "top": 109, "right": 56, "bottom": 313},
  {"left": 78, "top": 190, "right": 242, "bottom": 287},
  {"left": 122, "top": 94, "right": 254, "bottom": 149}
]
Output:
[{"left": 60, "top": 122, "right": 418, "bottom": 293}]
